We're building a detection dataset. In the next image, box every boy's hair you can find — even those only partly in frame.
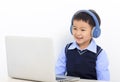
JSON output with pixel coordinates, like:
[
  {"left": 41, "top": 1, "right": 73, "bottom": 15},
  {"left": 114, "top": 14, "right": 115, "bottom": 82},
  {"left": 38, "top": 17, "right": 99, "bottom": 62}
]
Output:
[{"left": 72, "top": 9, "right": 101, "bottom": 28}]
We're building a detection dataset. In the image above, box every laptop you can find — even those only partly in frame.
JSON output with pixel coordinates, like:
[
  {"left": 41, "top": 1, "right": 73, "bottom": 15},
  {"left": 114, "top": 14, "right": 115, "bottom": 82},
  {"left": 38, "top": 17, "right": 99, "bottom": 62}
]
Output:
[{"left": 5, "top": 36, "right": 80, "bottom": 82}]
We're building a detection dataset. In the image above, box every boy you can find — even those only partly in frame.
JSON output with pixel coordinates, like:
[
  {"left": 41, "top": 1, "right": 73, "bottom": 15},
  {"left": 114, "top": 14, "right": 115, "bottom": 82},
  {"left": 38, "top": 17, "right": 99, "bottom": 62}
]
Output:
[{"left": 55, "top": 9, "right": 110, "bottom": 81}]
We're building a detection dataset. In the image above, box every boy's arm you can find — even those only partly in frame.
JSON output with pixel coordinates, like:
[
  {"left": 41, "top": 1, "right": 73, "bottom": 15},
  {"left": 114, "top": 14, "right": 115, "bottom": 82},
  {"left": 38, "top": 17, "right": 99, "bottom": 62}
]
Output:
[
  {"left": 96, "top": 50, "right": 110, "bottom": 81},
  {"left": 55, "top": 47, "right": 66, "bottom": 75}
]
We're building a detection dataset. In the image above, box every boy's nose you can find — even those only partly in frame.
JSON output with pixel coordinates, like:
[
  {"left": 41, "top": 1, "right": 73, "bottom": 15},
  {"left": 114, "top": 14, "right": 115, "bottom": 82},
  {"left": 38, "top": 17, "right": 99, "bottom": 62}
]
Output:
[{"left": 76, "top": 30, "right": 81, "bottom": 35}]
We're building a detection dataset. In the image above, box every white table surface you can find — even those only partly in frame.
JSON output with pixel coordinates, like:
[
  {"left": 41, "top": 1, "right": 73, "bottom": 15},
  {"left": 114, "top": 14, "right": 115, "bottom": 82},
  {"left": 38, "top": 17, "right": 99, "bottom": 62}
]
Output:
[{"left": 0, "top": 76, "right": 110, "bottom": 82}]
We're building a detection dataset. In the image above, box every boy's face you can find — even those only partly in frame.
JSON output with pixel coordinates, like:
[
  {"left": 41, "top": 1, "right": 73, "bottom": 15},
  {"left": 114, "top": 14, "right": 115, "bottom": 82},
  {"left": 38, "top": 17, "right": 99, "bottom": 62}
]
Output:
[{"left": 72, "top": 20, "right": 92, "bottom": 49}]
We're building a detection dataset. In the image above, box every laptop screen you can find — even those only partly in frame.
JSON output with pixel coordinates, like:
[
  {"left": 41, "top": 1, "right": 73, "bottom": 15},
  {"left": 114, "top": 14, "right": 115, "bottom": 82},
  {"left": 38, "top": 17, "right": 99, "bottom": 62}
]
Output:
[{"left": 5, "top": 36, "right": 56, "bottom": 82}]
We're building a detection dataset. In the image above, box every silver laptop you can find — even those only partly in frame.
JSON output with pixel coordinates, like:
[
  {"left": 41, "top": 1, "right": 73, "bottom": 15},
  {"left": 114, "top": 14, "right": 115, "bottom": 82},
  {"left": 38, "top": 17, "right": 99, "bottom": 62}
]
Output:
[{"left": 5, "top": 36, "right": 80, "bottom": 82}]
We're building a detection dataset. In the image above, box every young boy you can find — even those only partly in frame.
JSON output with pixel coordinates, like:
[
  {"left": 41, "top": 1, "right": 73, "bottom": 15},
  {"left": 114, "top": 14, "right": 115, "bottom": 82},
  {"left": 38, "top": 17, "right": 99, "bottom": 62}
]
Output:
[{"left": 55, "top": 9, "right": 110, "bottom": 81}]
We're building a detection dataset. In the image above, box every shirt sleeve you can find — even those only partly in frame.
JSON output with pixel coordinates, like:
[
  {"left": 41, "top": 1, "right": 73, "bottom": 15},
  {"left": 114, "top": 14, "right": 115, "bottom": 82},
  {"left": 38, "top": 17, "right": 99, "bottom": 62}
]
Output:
[
  {"left": 55, "top": 47, "right": 66, "bottom": 75},
  {"left": 96, "top": 50, "right": 110, "bottom": 81}
]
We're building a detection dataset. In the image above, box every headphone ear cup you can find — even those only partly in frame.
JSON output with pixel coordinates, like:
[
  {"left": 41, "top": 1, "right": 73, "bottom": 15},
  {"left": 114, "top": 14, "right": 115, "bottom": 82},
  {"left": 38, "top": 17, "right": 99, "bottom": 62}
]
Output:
[
  {"left": 70, "top": 25, "right": 73, "bottom": 34},
  {"left": 92, "top": 27, "right": 101, "bottom": 38}
]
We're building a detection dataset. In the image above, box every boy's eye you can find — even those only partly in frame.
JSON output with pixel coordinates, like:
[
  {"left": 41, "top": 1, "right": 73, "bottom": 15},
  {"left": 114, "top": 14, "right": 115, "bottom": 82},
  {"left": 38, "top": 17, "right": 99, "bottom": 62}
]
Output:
[
  {"left": 73, "top": 27, "right": 77, "bottom": 30},
  {"left": 81, "top": 29, "right": 86, "bottom": 31}
]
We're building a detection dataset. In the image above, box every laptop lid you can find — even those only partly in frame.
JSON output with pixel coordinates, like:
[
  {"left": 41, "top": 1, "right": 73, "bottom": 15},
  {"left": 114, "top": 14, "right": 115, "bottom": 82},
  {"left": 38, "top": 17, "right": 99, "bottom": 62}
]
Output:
[{"left": 5, "top": 36, "right": 56, "bottom": 82}]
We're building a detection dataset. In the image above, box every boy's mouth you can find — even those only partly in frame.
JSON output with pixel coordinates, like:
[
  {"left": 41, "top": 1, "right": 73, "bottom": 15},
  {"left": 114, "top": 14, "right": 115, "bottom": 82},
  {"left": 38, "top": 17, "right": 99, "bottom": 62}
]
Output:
[{"left": 76, "top": 36, "right": 83, "bottom": 40}]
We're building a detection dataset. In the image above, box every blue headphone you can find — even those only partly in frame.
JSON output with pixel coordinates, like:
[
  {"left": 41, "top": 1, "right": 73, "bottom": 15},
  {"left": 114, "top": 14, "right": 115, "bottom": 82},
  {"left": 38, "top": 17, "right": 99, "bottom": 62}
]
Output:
[{"left": 70, "top": 10, "right": 101, "bottom": 38}]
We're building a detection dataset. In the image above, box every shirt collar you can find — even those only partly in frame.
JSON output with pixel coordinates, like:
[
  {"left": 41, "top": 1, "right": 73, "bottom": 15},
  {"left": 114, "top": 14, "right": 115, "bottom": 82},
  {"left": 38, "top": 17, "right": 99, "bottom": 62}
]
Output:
[{"left": 68, "top": 39, "right": 97, "bottom": 53}]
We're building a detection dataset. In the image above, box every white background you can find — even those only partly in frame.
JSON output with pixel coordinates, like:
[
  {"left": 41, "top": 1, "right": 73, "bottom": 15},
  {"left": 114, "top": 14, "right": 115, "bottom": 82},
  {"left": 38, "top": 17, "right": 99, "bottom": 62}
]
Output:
[{"left": 0, "top": 0, "right": 120, "bottom": 81}]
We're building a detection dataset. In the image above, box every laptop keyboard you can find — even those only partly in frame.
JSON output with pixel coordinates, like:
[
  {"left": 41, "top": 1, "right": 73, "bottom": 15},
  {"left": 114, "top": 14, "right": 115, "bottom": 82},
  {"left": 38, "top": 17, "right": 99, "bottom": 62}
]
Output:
[{"left": 56, "top": 76, "right": 80, "bottom": 82}]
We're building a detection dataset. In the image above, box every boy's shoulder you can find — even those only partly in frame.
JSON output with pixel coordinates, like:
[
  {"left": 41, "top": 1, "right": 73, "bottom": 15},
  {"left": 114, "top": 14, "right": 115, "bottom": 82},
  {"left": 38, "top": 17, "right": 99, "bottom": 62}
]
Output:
[
  {"left": 65, "top": 42, "right": 73, "bottom": 54},
  {"left": 96, "top": 45, "right": 103, "bottom": 56}
]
